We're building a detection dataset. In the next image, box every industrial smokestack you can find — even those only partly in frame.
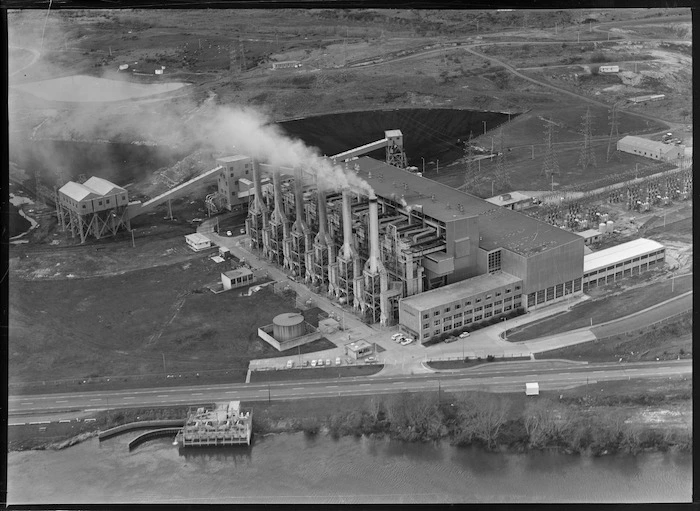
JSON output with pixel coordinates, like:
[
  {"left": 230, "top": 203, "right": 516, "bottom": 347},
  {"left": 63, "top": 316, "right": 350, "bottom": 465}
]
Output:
[
  {"left": 315, "top": 189, "right": 329, "bottom": 242},
  {"left": 341, "top": 190, "right": 355, "bottom": 259},
  {"left": 271, "top": 171, "right": 287, "bottom": 223},
  {"left": 252, "top": 160, "right": 268, "bottom": 223},
  {"left": 293, "top": 167, "right": 307, "bottom": 232},
  {"left": 367, "top": 196, "right": 381, "bottom": 274}
]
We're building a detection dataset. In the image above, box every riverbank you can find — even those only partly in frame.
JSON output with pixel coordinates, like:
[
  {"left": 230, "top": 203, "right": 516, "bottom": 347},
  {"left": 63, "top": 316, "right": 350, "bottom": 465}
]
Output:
[{"left": 11, "top": 377, "right": 690, "bottom": 456}]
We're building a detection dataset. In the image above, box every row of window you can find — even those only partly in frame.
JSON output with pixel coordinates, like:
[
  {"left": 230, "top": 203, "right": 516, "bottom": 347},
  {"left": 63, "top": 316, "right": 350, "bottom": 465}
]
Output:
[
  {"left": 422, "top": 304, "right": 516, "bottom": 338},
  {"left": 422, "top": 303, "right": 520, "bottom": 331},
  {"left": 67, "top": 195, "right": 126, "bottom": 210},
  {"left": 422, "top": 287, "right": 521, "bottom": 320},
  {"left": 584, "top": 251, "right": 665, "bottom": 278},
  {"left": 584, "top": 262, "right": 658, "bottom": 288},
  {"left": 527, "top": 279, "right": 581, "bottom": 307}
]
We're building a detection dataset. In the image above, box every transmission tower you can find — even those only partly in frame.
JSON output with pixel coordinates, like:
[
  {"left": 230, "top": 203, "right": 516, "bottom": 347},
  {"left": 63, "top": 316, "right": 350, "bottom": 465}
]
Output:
[
  {"left": 462, "top": 131, "right": 477, "bottom": 192},
  {"left": 606, "top": 103, "right": 621, "bottom": 162},
  {"left": 495, "top": 127, "right": 510, "bottom": 190},
  {"left": 577, "top": 107, "right": 597, "bottom": 170},
  {"left": 542, "top": 117, "right": 560, "bottom": 177}
]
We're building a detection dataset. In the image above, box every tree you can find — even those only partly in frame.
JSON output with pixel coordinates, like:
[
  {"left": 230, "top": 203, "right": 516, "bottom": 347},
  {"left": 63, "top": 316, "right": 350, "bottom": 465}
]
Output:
[{"left": 454, "top": 392, "right": 512, "bottom": 449}]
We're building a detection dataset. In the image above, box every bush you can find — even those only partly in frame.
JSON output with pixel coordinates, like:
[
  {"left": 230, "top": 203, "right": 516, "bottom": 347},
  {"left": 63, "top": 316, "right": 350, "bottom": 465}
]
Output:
[{"left": 301, "top": 417, "right": 321, "bottom": 436}]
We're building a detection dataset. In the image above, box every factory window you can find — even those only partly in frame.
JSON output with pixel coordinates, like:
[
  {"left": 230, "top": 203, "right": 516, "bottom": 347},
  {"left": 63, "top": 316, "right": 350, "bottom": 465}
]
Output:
[
  {"left": 504, "top": 305, "right": 512, "bottom": 312},
  {"left": 434, "top": 311, "right": 440, "bottom": 317},
  {"left": 504, "top": 296, "right": 512, "bottom": 302},
  {"left": 494, "top": 309, "right": 502, "bottom": 315},
  {"left": 616, "top": 262, "right": 623, "bottom": 268},
  {"left": 423, "top": 333, "right": 430, "bottom": 339},
  {"left": 607, "top": 265, "right": 616, "bottom": 271},
  {"left": 487, "top": 250, "right": 502, "bottom": 273},
  {"left": 505, "top": 288, "right": 511, "bottom": 294},
  {"left": 474, "top": 315, "right": 482, "bottom": 321},
  {"left": 537, "top": 290, "right": 545, "bottom": 304},
  {"left": 434, "top": 329, "right": 441, "bottom": 335},
  {"left": 474, "top": 306, "right": 482, "bottom": 312},
  {"left": 514, "top": 294, "right": 521, "bottom": 300},
  {"left": 615, "top": 271, "right": 623, "bottom": 279},
  {"left": 122, "top": 195, "right": 126, "bottom": 200},
  {"left": 423, "top": 323, "right": 429, "bottom": 329},
  {"left": 230, "top": 172, "right": 234, "bottom": 177},
  {"left": 574, "top": 278, "right": 582, "bottom": 292},
  {"left": 556, "top": 284, "right": 564, "bottom": 298},
  {"left": 106, "top": 199, "right": 110, "bottom": 204},
  {"left": 546, "top": 287, "right": 554, "bottom": 301},
  {"left": 486, "top": 294, "right": 492, "bottom": 300},
  {"left": 444, "top": 307, "right": 451, "bottom": 313},
  {"left": 485, "top": 303, "right": 492, "bottom": 309},
  {"left": 245, "top": 170, "right": 249, "bottom": 175},
  {"left": 465, "top": 318, "right": 473, "bottom": 324},
  {"left": 455, "top": 304, "right": 461, "bottom": 309},
  {"left": 444, "top": 326, "right": 452, "bottom": 332},
  {"left": 434, "top": 320, "right": 440, "bottom": 326},
  {"left": 565, "top": 281, "right": 573, "bottom": 294},
  {"left": 465, "top": 301, "right": 471, "bottom": 305},
  {"left": 515, "top": 285, "right": 521, "bottom": 291},
  {"left": 454, "top": 321, "right": 462, "bottom": 328},
  {"left": 443, "top": 316, "right": 451, "bottom": 322},
  {"left": 423, "top": 314, "right": 429, "bottom": 320},
  {"left": 464, "top": 309, "right": 472, "bottom": 315},
  {"left": 496, "top": 291, "right": 501, "bottom": 297},
  {"left": 485, "top": 311, "right": 492, "bottom": 318},
  {"left": 82, "top": 204, "right": 86, "bottom": 209},
  {"left": 514, "top": 300, "right": 521, "bottom": 307},
  {"left": 98, "top": 201, "right": 103, "bottom": 206},
  {"left": 624, "top": 269, "right": 631, "bottom": 277},
  {"left": 528, "top": 293, "right": 536, "bottom": 307},
  {"left": 454, "top": 312, "right": 463, "bottom": 318},
  {"left": 494, "top": 300, "right": 502, "bottom": 306},
  {"left": 475, "top": 298, "right": 482, "bottom": 303}
]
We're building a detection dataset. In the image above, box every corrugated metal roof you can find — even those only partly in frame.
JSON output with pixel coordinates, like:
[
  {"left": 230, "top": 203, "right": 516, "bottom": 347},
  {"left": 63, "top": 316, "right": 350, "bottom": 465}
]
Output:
[
  {"left": 400, "top": 271, "right": 522, "bottom": 311},
  {"left": 82, "top": 176, "right": 126, "bottom": 196},
  {"left": 58, "top": 181, "right": 99, "bottom": 202},
  {"left": 584, "top": 238, "right": 664, "bottom": 273},
  {"left": 354, "top": 156, "right": 581, "bottom": 256}
]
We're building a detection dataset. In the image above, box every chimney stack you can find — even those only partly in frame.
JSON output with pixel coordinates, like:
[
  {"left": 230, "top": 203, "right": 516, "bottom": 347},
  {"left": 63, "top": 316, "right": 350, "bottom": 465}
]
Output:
[
  {"left": 367, "top": 196, "right": 381, "bottom": 274},
  {"left": 341, "top": 190, "right": 355, "bottom": 259}
]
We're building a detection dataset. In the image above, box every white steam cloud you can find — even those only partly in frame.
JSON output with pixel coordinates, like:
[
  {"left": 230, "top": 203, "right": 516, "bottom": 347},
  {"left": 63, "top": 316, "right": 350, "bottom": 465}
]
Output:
[{"left": 206, "top": 106, "right": 373, "bottom": 194}]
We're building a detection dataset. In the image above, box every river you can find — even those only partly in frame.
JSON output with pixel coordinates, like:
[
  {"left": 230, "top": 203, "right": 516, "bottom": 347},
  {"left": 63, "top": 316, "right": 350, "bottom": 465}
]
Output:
[{"left": 7, "top": 432, "right": 691, "bottom": 504}]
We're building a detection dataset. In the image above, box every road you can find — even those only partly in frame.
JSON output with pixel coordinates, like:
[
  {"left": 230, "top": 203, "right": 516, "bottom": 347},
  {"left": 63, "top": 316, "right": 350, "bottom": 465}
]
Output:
[{"left": 8, "top": 359, "right": 690, "bottom": 419}]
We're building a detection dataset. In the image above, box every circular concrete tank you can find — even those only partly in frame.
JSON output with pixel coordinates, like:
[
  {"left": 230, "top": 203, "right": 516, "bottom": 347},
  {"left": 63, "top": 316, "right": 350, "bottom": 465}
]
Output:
[{"left": 273, "top": 312, "right": 306, "bottom": 341}]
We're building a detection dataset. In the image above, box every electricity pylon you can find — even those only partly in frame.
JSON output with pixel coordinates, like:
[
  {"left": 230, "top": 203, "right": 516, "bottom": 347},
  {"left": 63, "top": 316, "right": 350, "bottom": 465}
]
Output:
[
  {"left": 578, "top": 107, "right": 597, "bottom": 169},
  {"left": 542, "top": 117, "right": 560, "bottom": 177},
  {"left": 606, "top": 102, "right": 621, "bottom": 162}
]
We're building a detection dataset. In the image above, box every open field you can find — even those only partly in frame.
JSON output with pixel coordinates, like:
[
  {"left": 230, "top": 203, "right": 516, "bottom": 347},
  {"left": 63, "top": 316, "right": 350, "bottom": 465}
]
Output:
[
  {"left": 536, "top": 313, "right": 691, "bottom": 363},
  {"left": 506, "top": 273, "right": 692, "bottom": 343},
  {"left": 8, "top": 256, "right": 333, "bottom": 390}
]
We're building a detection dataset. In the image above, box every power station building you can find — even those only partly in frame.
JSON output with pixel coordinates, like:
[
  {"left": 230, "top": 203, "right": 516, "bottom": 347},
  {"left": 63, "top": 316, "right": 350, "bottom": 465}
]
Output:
[{"left": 226, "top": 129, "right": 585, "bottom": 341}]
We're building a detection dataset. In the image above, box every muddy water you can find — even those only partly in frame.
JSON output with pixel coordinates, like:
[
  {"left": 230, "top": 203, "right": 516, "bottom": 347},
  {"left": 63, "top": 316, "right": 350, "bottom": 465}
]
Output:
[{"left": 7, "top": 432, "right": 691, "bottom": 504}]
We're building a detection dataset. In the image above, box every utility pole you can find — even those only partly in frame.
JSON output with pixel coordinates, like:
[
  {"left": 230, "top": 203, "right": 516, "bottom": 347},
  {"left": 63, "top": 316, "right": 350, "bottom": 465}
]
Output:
[
  {"left": 542, "top": 117, "right": 560, "bottom": 178},
  {"left": 268, "top": 384, "right": 271, "bottom": 403},
  {"left": 436, "top": 160, "right": 439, "bottom": 174},
  {"left": 482, "top": 120, "right": 487, "bottom": 135},
  {"left": 162, "top": 353, "right": 166, "bottom": 374},
  {"left": 607, "top": 103, "right": 620, "bottom": 162},
  {"left": 131, "top": 229, "right": 135, "bottom": 248}
]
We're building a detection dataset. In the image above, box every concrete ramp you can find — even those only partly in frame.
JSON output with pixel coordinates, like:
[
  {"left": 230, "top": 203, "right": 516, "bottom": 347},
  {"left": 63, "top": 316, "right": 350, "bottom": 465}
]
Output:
[
  {"left": 332, "top": 138, "right": 388, "bottom": 162},
  {"left": 128, "top": 166, "right": 223, "bottom": 219}
]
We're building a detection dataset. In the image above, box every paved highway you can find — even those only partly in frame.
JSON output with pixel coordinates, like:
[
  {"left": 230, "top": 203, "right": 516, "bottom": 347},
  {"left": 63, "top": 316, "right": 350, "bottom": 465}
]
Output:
[{"left": 9, "top": 360, "right": 690, "bottom": 417}]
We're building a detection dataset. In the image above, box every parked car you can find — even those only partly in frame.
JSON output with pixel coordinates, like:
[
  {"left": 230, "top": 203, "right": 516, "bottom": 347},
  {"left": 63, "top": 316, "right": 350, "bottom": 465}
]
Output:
[
  {"left": 335, "top": 357, "right": 341, "bottom": 366},
  {"left": 311, "top": 359, "right": 317, "bottom": 367},
  {"left": 317, "top": 358, "right": 324, "bottom": 366},
  {"left": 286, "top": 360, "right": 293, "bottom": 369},
  {"left": 303, "top": 360, "right": 309, "bottom": 367},
  {"left": 326, "top": 359, "right": 331, "bottom": 367},
  {"left": 366, "top": 356, "right": 377, "bottom": 363},
  {"left": 391, "top": 333, "right": 403, "bottom": 341},
  {"left": 459, "top": 332, "right": 470, "bottom": 338},
  {"left": 400, "top": 337, "right": 414, "bottom": 346},
  {"left": 444, "top": 336, "right": 457, "bottom": 343},
  {"left": 226, "top": 230, "right": 233, "bottom": 236},
  {"left": 240, "top": 228, "right": 246, "bottom": 234}
]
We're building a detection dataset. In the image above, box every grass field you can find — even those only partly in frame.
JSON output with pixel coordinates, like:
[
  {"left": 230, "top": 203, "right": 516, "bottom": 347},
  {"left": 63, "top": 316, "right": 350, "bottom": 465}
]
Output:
[
  {"left": 427, "top": 356, "right": 531, "bottom": 370},
  {"left": 506, "top": 273, "right": 692, "bottom": 342},
  {"left": 8, "top": 255, "right": 328, "bottom": 389}
]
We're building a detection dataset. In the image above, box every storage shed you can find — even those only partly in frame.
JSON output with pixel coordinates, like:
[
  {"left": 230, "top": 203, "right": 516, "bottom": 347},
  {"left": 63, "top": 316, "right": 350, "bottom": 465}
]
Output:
[
  {"left": 185, "top": 233, "right": 212, "bottom": 251},
  {"left": 617, "top": 136, "right": 683, "bottom": 162},
  {"left": 221, "top": 267, "right": 254, "bottom": 290},
  {"left": 526, "top": 382, "right": 539, "bottom": 396}
]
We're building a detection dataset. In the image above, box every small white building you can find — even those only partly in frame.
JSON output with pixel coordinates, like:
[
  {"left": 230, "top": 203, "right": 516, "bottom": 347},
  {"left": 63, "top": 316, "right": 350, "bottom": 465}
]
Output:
[
  {"left": 271, "top": 60, "right": 302, "bottom": 70},
  {"left": 185, "top": 232, "right": 212, "bottom": 251},
  {"left": 617, "top": 136, "right": 683, "bottom": 162},
  {"left": 575, "top": 229, "right": 603, "bottom": 246},
  {"left": 485, "top": 191, "right": 533, "bottom": 211},
  {"left": 526, "top": 382, "right": 539, "bottom": 396},
  {"left": 221, "top": 267, "right": 255, "bottom": 290},
  {"left": 582, "top": 238, "right": 665, "bottom": 290},
  {"left": 599, "top": 65, "right": 619, "bottom": 73}
]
